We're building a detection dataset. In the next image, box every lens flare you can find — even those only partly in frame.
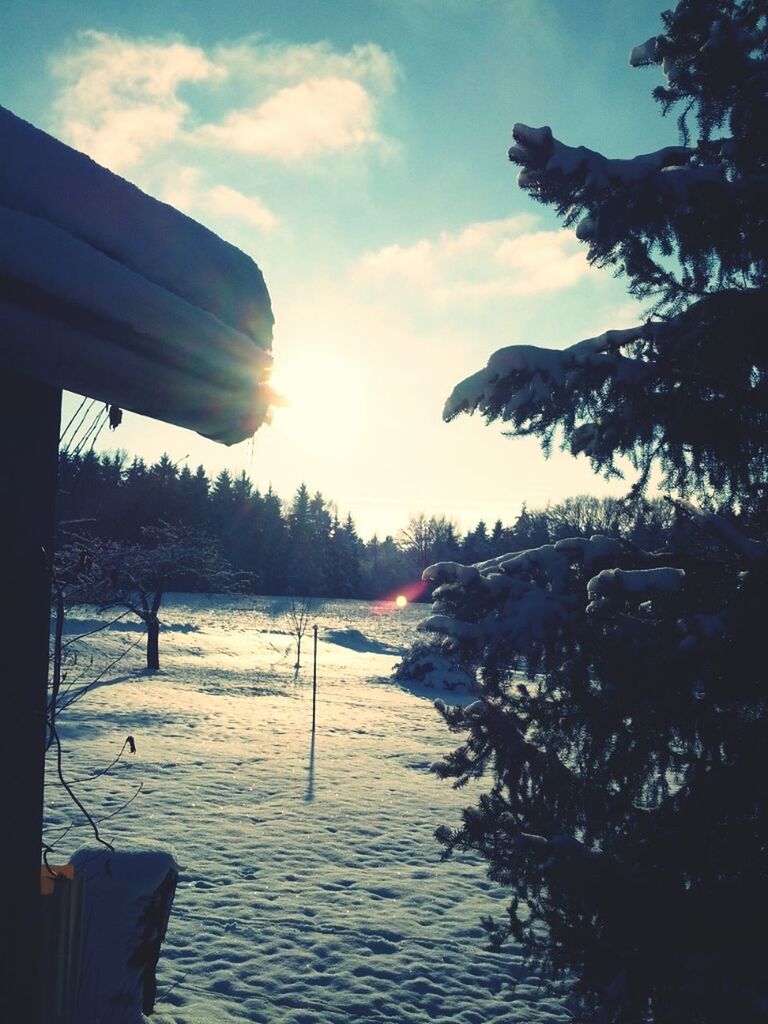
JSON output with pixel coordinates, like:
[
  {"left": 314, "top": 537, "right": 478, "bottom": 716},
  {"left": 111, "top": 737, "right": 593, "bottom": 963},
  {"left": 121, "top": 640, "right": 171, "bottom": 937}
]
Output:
[{"left": 372, "top": 579, "right": 430, "bottom": 615}]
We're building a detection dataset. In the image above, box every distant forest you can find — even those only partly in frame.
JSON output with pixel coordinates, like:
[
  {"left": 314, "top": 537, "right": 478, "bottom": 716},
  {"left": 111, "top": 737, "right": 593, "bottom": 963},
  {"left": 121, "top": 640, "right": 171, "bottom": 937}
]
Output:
[{"left": 57, "top": 449, "right": 674, "bottom": 600}]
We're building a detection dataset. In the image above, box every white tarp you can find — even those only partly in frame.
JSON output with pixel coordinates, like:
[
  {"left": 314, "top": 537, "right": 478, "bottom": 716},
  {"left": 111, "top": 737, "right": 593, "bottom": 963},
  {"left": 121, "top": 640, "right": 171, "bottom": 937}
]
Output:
[{"left": 0, "top": 105, "right": 276, "bottom": 444}]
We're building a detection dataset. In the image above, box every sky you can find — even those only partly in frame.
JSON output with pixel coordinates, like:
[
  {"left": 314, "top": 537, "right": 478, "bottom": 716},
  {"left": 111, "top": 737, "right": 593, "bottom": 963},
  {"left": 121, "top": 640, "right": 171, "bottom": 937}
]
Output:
[{"left": 2, "top": 0, "right": 673, "bottom": 540}]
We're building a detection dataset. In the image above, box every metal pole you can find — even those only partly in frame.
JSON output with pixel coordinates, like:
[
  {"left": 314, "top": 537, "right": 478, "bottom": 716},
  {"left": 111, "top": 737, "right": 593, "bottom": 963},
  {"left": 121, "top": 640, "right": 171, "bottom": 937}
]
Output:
[
  {"left": 311, "top": 624, "right": 318, "bottom": 733},
  {"left": 0, "top": 371, "right": 62, "bottom": 1024}
]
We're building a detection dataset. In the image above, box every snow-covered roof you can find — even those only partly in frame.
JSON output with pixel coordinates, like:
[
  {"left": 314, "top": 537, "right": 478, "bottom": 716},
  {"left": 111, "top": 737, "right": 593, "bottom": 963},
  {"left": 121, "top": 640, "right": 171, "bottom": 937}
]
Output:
[{"left": 0, "top": 106, "right": 276, "bottom": 445}]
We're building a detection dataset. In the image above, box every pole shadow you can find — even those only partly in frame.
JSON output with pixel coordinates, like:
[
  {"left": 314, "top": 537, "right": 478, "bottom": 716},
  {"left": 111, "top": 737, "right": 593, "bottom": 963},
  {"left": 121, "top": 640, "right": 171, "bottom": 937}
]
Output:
[{"left": 304, "top": 730, "right": 316, "bottom": 802}]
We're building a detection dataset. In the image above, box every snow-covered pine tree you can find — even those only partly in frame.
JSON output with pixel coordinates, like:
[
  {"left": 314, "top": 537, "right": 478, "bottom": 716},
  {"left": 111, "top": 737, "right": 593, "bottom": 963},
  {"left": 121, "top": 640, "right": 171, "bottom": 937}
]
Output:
[{"left": 418, "top": 3, "right": 768, "bottom": 1021}]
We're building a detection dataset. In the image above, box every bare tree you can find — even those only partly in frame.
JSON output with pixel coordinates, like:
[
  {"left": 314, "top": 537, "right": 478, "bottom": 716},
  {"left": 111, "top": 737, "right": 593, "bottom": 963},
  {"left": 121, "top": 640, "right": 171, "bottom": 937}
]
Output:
[
  {"left": 398, "top": 513, "right": 460, "bottom": 572},
  {"left": 287, "top": 595, "right": 313, "bottom": 679},
  {"left": 59, "top": 523, "right": 237, "bottom": 672}
]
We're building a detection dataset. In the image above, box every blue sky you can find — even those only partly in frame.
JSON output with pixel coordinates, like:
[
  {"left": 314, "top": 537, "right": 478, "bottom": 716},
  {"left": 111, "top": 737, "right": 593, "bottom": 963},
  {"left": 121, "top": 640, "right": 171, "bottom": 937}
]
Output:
[{"left": 3, "top": 0, "right": 671, "bottom": 538}]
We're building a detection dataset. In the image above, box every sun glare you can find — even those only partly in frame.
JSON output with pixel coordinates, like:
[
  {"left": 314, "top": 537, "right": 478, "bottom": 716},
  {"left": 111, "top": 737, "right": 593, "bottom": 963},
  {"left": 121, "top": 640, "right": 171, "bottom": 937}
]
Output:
[
  {"left": 270, "top": 349, "right": 366, "bottom": 450},
  {"left": 395, "top": 594, "right": 408, "bottom": 608}
]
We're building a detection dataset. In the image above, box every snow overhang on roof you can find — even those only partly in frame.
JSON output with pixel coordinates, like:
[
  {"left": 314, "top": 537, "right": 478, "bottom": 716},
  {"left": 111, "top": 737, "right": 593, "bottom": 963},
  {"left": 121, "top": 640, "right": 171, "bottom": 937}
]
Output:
[{"left": 0, "top": 105, "right": 276, "bottom": 445}]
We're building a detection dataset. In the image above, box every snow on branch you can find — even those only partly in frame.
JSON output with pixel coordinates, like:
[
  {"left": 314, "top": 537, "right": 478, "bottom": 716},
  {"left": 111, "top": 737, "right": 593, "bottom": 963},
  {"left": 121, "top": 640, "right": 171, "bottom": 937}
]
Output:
[
  {"left": 420, "top": 535, "right": 641, "bottom": 653},
  {"left": 516, "top": 831, "right": 604, "bottom": 866},
  {"left": 423, "top": 562, "right": 482, "bottom": 587},
  {"left": 505, "top": 117, "right": 751, "bottom": 303},
  {"left": 508, "top": 122, "right": 696, "bottom": 193},
  {"left": 586, "top": 567, "right": 685, "bottom": 608},
  {"left": 630, "top": 36, "right": 663, "bottom": 68},
  {"left": 443, "top": 284, "right": 768, "bottom": 499},
  {"left": 671, "top": 499, "right": 767, "bottom": 560},
  {"left": 443, "top": 327, "right": 645, "bottom": 423}
]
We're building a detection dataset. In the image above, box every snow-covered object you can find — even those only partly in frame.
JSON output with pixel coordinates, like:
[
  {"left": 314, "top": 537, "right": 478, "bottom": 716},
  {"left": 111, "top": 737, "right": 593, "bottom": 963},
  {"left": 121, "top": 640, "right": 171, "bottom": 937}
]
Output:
[
  {"left": 421, "top": 535, "right": 631, "bottom": 650},
  {"left": 586, "top": 566, "right": 685, "bottom": 603},
  {"left": 630, "top": 36, "right": 662, "bottom": 67},
  {"left": 393, "top": 640, "right": 478, "bottom": 692},
  {"left": 69, "top": 845, "right": 178, "bottom": 1024},
  {"left": 0, "top": 106, "right": 276, "bottom": 445},
  {"left": 423, "top": 561, "right": 482, "bottom": 586},
  {"left": 575, "top": 215, "right": 597, "bottom": 240},
  {"left": 419, "top": 613, "right": 482, "bottom": 639},
  {"left": 443, "top": 327, "right": 644, "bottom": 422},
  {"left": 675, "top": 500, "right": 767, "bottom": 560},
  {"left": 553, "top": 534, "right": 625, "bottom": 571},
  {"left": 509, "top": 121, "right": 695, "bottom": 192},
  {"left": 519, "top": 832, "right": 602, "bottom": 866}
]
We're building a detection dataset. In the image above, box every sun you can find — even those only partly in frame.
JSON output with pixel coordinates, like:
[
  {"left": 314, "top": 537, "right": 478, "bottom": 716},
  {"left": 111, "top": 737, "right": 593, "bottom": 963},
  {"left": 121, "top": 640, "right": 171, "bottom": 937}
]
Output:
[
  {"left": 395, "top": 595, "right": 408, "bottom": 608},
  {"left": 269, "top": 348, "right": 367, "bottom": 450}
]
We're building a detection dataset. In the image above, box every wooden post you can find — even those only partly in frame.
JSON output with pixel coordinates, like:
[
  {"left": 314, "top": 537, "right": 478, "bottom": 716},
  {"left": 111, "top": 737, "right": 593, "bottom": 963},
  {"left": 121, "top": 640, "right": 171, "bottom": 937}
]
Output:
[
  {"left": 0, "top": 370, "right": 61, "bottom": 1024},
  {"left": 39, "top": 864, "right": 84, "bottom": 1024},
  {"left": 311, "top": 624, "right": 318, "bottom": 733}
]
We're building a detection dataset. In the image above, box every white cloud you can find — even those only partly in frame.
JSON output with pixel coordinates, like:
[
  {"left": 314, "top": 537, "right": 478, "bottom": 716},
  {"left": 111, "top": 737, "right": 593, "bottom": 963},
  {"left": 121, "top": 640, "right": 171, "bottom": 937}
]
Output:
[
  {"left": 212, "top": 38, "right": 398, "bottom": 95},
  {"left": 207, "top": 185, "right": 277, "bottom": 229},
  {"left": 494, "top": 230, "right": 592, "bottom": 294},
  {"left": 160, "top": 166, "right": 277, "bottom": 231},
  {"left": 358, "top": 238, "right": 437, "bottom": 285},
  {"left": 49, "top": 31, "right": 398, "bottom": 171},
  {"left": 354, "top": 216, "right": 594, "bottom": 304},
  {"left": 50, "top": 31, "right": 222, "bottom": 171},
  {"left": 196, "top": 77, "right": 380, "bottom": 160},
  {"left": 159, "top": 165, "right": 204, "bottom": 214}
]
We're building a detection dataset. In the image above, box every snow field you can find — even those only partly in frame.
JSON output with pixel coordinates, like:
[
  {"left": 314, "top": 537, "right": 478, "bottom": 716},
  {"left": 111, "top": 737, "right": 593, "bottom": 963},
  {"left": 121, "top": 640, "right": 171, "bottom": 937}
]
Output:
[{"left": 45, "top": 597, "right": 569, "bottom": 1023}]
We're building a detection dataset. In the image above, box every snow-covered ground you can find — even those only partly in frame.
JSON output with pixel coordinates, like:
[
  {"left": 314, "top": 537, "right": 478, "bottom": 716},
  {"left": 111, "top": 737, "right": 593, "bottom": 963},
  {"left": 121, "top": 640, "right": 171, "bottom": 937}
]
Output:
[{"left": 45, "top": 595, "right": 569, "bottom": 1024}]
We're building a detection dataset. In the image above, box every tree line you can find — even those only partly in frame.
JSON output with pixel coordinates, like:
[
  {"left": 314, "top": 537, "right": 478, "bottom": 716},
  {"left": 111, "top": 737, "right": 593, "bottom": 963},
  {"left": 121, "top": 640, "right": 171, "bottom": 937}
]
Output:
[{"left": 57, "top": 449, "right": 673, "bottom": 600}]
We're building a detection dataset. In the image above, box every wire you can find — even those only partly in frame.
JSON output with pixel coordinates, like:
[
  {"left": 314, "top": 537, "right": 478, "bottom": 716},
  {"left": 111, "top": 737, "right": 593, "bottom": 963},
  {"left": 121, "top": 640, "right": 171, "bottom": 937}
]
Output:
[
  {"left": 59, "top": 396, "right": 90, "bottom": 447},
  {"left": 69, "top": 405, "right": 108, "bottom": 460}
]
